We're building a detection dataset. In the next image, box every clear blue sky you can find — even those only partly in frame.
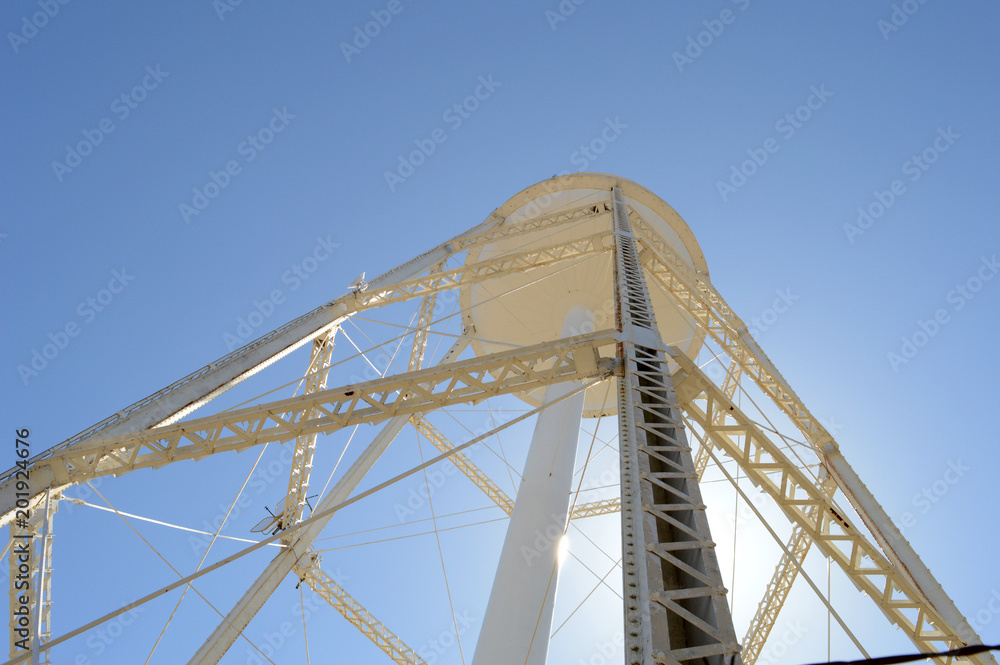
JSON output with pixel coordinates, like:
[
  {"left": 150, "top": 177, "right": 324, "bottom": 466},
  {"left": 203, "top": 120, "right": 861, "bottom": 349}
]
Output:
[{"left": 2, "top": 1, "right": 999, "bottom": 663}]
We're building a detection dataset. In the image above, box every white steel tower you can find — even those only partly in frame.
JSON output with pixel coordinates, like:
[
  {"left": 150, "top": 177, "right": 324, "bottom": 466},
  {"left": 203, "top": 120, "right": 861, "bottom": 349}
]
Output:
[{"left": 1, "top": 173, "right": 991, "bottom": 665}]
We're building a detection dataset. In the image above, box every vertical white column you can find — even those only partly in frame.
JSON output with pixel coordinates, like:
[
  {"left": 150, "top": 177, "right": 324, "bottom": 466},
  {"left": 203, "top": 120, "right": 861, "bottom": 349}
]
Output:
[
  {"left": 30, "top": 489, "right": 50, "bottom": 665},
  {"left": 471, "top": 306, "right": 590, "bottom": 665}
]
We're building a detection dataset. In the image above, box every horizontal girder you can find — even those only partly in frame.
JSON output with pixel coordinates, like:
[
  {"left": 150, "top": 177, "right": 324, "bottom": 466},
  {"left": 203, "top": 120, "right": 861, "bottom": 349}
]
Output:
[
  {"left": 23, "top": 332, "right": 617, "bottom": 492},
  {"left": 355, "top": 231, "right": 613, "bottom": 311},
  {"left": 450, "top": 201, "right": 609, "bottom": 253},
  {"left": 5, "top": 180, "right": 983, "bottom": 665},
  {"left": 0, "top": 220, "right": 612, "bottom": 527}
]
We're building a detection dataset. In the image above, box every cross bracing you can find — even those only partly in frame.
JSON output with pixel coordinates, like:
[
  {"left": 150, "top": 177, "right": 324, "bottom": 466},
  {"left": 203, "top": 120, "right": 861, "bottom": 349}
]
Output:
[
  {"left": 12, "top": 332, "right": 615, "bottom": 491},
  {"left": 3, "top": 174, "right": 990, "bottom": 665}
]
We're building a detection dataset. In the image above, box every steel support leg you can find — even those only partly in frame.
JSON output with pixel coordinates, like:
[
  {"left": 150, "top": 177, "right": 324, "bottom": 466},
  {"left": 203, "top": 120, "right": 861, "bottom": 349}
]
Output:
[
  {"left": 611, "top": 187, "right": 740, "bottom": 665},
  {"left": 472, "top": 307, "right": 590, "bottom": 665},
  {"left": 186, "top": 415, "right": 409, "bottom": 665},
  {"left": 8, "top": 493, "right": 56, "bottom": 665}
]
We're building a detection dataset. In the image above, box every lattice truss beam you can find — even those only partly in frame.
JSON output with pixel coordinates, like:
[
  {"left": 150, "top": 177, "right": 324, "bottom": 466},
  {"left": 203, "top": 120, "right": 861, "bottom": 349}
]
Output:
[
  {"left": 611, "top": 187, "right": 740, "bottom": 665},
  {"left": 0, "top": 203, "right": 623, "bottom": 665},
  {"left": 281, "top": 328, "right": 338, "bottom": 538},
  {"left": 277, "top": 294, "right": 436, "bottom": 664},
  {"left": 354, "top": 227, "right": 612, "bottom": 313},
  {"left": 691, "top": 354, "right": 818, "bottom": 665},
  {"left": 411, "top": 416, "right": 620, "bottom": 520},
  {"left": 286, "top": 198, "right": 989, "bottom": 665},
  {"left": 1, "top": 182, "right": 988, "bottom": 665},
  {"left": 294, "top": 553, "right": 427, "bottom": 665},
  {"left": 292, "top": 277, "right": 619, "bottom": 662},
  {"left": 670, "top": 350, "right": 988, "bottom": 665},
  {"left": 288, "top": 279, "right": 622, "bottom": 662},
  {"left": 190, "top": 265, "right": 622, "bottom": 663},
  {"left": 628, "top": 202, "right": 989, "bottom": 665},
  {"left": 7, "top": 496, "right": 56, "bottom": 663},
  {"left": 19, "top": 332, "right": 615, "bottom": 490},
  {"left": 0, "top": 201, "right": 609, "bottom": 527},
  {"left": 738, "top": 511, "right": 821, "bottom": 665}
]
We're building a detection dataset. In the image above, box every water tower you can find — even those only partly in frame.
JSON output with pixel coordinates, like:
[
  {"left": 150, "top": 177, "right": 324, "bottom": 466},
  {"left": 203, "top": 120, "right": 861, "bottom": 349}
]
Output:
[{"left": 1, "top": 174, "right": 990, "bottom": 665}]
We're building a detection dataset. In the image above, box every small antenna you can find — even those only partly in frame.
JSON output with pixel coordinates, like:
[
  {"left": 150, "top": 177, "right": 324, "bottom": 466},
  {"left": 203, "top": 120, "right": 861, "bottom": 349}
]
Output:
[{"left": 250, "top": 495, "right": 288, "bottom": 535}]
